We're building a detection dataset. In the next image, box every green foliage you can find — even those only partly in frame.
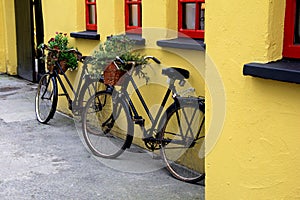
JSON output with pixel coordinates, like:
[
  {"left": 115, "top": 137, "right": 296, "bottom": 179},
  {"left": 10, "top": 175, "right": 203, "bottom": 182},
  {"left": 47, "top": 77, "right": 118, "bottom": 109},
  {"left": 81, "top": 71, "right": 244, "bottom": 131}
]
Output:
[
  {"left": 48, "top": 32, "right": 69, "bottom": 50},
  {"left": 90, "top": 35, "right": 149, "bottom": 82}
]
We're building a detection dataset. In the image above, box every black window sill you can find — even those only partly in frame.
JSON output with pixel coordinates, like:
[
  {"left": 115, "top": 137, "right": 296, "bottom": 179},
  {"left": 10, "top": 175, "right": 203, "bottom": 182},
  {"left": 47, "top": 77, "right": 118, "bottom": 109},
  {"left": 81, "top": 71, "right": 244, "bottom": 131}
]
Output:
[
  {"left": 243, "top": 59, "right": 300, "bottom": 84},
  {"left": 70, "top": 31, "right": 100, "bottom": 40},
  {"left": 157, "top": 38, "right": 205, "bottom": 51}
]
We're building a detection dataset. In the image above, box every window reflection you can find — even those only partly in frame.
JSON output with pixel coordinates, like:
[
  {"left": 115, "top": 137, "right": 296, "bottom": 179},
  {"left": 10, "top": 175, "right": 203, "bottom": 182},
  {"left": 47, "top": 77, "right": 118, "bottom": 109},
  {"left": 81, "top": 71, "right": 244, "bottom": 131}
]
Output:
[
  {"left": 182, "top": 2, "right": 205, "bottom": 30},
  {"left": 183, "top": 3, "right": 196, "bottom": 29},
  {"left": 89, "top": 5, "right": 96, "bottom": 24},
  {"left": 129, "top": 4, "right": 138, "bottom": 26}
]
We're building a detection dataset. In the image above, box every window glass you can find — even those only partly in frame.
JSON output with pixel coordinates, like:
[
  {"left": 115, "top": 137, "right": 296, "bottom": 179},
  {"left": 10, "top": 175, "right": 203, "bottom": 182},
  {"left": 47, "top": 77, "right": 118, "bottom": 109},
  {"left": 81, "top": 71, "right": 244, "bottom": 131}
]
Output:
[
  {"left": 129, "top": 4, "right": 138, "bottom": 26},
  {"left": 183, "top": 3, "right": 196, "bottom": 29},
  {"left": 89, "top": 5, "right": 96, "bottom": 24}
]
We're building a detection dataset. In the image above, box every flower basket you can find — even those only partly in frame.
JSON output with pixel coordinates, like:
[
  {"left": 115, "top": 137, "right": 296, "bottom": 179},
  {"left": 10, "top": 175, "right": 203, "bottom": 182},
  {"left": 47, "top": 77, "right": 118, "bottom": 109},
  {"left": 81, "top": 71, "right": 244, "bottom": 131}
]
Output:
[
  {"left": 89, "top": 35, "right": 149, "bottom": 83},
  {"left": 46, "top": 52, "right": 68, "bottom": 74},
  {"left": 39, "top": 33, "right": 78, "bottom": 74},
  {"left": 103, "top": 62, "right": 126, "bottom": 86}
]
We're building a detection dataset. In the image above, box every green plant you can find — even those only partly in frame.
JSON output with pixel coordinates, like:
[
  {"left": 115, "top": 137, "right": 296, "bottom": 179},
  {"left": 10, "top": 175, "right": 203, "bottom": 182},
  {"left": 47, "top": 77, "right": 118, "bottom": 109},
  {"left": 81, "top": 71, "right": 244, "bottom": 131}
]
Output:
[
  {"left": 39, "top": 32, "right": 78, "bottom": 71},
  {"left": 90, "top": 35, "right": 149, "bottom": 83}
]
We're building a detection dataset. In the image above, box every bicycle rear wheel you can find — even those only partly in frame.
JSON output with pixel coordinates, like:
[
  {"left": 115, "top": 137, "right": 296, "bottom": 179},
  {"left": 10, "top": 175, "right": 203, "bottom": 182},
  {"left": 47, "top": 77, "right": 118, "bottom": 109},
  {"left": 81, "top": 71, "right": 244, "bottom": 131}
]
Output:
[
  {"left": 35, "top": 73, "right": 58, "bottom": 123},
  {"left": 82, "top": 91, "right": 133, "bottom": 158},
  {"left": 160, "top": 100, "right": 205, "bottom": 183}
]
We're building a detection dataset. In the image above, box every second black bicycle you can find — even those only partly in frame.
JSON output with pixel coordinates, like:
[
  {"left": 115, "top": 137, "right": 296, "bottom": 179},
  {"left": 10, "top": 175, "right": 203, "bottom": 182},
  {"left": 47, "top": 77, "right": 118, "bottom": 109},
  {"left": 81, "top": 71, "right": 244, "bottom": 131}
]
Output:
[
  {"left": 82, "top": 56, "right": 205, "bottom": 183},
  {"left": 35, "top": 45, "right": 103, "bottom": 123}
]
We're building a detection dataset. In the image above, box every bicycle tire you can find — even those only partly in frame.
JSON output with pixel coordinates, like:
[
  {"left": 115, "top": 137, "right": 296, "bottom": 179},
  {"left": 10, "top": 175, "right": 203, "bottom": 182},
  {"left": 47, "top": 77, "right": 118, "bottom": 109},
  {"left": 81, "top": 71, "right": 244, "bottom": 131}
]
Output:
[
  {"left": 76, "top": 77, "right": 104, "bottom": 114},
  {"left": 82, "top": 91, "right": 133, "bottom": 158},
  {"left": 159, "top": 99, "right": 205, "bottom": 183},
  {"left": 35, "top": 73, "right": 58, "bottom": 124}
]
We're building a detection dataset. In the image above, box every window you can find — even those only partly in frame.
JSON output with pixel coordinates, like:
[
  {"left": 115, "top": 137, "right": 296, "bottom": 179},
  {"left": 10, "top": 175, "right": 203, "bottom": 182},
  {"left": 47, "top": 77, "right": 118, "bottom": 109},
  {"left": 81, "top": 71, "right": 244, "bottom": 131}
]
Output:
[
  {"left": 283, "top": 0, "right": 300, "bottom": 58},
  {"left": 86, "top": 0, "right": 97, "bottom": 31},
  {"left": 125, "top": 0, "right": 142, "bottom": 33},
  {"left": 178, "top": 0, "right": 205, "bottom": 39}
]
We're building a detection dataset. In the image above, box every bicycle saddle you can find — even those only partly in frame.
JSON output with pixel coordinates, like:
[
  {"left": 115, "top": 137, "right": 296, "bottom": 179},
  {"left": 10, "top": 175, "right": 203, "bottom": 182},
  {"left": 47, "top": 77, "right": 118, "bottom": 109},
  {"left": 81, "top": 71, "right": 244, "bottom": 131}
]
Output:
[{"left": 162, "top": 67, "right": 190, "bottom": 80}]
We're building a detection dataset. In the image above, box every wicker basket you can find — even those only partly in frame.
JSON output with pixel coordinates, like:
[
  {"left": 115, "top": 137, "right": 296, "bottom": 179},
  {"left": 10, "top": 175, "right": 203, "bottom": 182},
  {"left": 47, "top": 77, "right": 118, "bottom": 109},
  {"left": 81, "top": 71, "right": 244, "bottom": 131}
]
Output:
[
  {"left": 46, "top": 52, "right": 68, "bottom": 74},
  {"left": 103, "top": 62, "right": 126, "bottom": 86}
]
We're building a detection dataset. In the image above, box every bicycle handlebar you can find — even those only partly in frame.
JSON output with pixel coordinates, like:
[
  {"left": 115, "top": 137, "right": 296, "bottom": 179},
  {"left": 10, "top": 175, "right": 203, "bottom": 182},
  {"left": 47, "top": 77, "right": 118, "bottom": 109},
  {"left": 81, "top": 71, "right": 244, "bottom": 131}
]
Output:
[
  {"left": 115, "top": 55, "right": 161, "bottom": 65},
  {"left": 40, "top": 44, "right": 83, "bottom": 61},
  {"left": 115, "top": 56, "right": 126, "bottom": 65},
  {"left": 143, "top": 56, "right": 161, "bottom": 64}
]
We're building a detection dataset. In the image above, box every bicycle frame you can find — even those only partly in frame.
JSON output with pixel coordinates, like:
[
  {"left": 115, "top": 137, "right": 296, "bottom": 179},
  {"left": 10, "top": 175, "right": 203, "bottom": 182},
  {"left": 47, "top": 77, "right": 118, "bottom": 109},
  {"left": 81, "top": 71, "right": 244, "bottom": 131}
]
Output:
[
  {"left": 107, "top": 69, "right": 205, "bottom": 151},
  {"left": 51, "top": 59, "right": 94, "bottom": 111},
  {"left": 114, "top": 73, "right": 178, "bottom": 139}
]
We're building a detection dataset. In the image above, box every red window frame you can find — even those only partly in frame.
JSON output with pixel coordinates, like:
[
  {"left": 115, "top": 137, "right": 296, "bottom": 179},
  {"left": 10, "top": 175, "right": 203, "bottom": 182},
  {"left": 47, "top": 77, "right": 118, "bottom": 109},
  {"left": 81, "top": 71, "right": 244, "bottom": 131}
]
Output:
[
  {"left": 86, "top": 0, "right": 97, "bottom": 31},
  {"left": 178, "top": 0, "right": 205, "bottom": 39},
  {"left": 283, "top": 0, "right": 300, "bottom": 58},
  {"left": 125, "top": 0, "right": 142, "bottom": 34}
]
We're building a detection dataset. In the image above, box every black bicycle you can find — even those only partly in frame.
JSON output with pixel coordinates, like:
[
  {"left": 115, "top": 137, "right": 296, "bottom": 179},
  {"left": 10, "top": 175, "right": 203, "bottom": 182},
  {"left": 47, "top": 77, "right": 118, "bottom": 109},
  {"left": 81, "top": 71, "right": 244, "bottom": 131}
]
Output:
[
  {"left": 82, "top": 56, "right": 205, "bottom": 183},
  {"left": 35, "top": 45, "right": 103, "bottom": 123}
]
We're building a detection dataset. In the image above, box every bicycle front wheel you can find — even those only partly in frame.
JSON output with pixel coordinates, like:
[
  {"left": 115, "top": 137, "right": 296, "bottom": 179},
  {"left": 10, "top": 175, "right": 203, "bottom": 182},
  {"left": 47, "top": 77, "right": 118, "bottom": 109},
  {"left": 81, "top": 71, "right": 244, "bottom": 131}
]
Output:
[
  {"left": 160, "top": 100, "right": 205, "bottom": 183},
  {"left": 77, "top": 76, "right": 105, "bottom": 114},
  {"left": 35, "top": 73, "right": 58, "bottom": 123},
  {"left": 82, "top": 91, "right": 133, "bottom": 158}
]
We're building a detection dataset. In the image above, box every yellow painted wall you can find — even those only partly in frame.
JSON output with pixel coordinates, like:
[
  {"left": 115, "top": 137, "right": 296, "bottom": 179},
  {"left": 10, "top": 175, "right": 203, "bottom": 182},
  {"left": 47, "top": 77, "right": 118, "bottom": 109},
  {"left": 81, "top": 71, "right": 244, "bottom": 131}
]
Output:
[
  {"left": 97, "top": 0, "right": 125, "bottom": 38},
  {"left": 0, "top": 0, "right": 6, "bottom": 73},
  {"left": 0, "top": 0, "right": 17, "bottom": 75},
  {"left": 205, "top": 1, "right": 300, "bottom": 199}
]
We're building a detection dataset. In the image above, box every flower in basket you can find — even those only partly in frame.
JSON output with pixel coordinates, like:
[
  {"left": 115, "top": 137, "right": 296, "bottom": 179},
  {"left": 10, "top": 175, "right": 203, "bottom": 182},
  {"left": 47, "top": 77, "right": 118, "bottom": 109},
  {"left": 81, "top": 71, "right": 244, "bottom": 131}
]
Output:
[
  {"left": 38, "top": 32, "right": 78, "bottom": 72},
  {"left": 89, "top": 35, "right": 149, "bottom": 84}
]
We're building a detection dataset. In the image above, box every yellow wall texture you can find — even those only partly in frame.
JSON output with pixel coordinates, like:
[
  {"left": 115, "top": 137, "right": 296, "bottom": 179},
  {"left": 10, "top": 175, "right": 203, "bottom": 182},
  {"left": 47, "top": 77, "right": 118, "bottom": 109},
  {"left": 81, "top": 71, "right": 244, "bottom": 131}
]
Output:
[
  {"left": 205, "top": 0, "right": 300, "bottom": 199},
  {"left": 0, "top": 0, "right": 17, "bottom": 75}
]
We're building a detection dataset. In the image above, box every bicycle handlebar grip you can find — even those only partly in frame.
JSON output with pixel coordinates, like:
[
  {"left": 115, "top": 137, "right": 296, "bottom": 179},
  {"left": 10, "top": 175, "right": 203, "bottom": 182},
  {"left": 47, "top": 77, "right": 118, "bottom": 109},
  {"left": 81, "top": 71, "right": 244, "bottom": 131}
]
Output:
[
  {"left": 151, "top": 57, "right": 161, "bottom": 64},
  {"left": 115, "top": 56, "right": 125, "bottom": 65}
]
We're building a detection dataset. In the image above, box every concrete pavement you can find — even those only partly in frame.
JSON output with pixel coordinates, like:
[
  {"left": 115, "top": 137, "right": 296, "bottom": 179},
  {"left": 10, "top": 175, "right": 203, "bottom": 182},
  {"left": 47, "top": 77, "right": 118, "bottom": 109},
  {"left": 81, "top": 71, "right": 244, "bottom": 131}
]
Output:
[{"left": 0, "top": 74, "right": 204, "bottom": 200}]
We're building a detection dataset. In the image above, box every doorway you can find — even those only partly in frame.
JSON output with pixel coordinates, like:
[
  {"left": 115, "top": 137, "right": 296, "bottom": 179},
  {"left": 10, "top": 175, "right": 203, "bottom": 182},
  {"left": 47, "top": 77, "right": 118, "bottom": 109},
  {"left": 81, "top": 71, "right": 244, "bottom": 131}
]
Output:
[{"left": 14, "top": 0, "right": 44, "bottom": 82}]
